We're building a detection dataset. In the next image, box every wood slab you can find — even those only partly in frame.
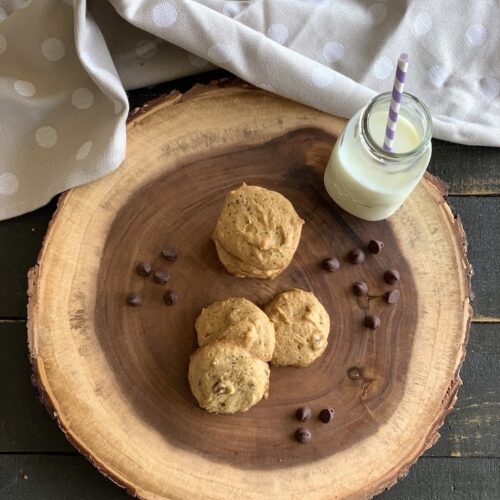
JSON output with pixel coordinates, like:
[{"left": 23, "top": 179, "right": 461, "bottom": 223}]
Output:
[{"left": 27, "top": 81, "right": 472, "bottom": 499}]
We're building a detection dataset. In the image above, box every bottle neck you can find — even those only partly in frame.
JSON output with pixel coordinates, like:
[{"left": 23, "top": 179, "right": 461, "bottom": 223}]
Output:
[{"left": 359, "top": 92, "right": 432, "bottom": 168}]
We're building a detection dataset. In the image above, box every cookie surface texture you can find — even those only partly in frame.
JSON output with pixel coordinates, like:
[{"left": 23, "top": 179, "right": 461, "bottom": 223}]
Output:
[
  {"left": 212, "top": 184, "right": 304, "bottom": 279},
  {"left": 188, "top": 341, "right": 271, "bottom": 414},
  {"left": 265, "top": 289, "right": 330, "bottom": 367},
  {"left": 195, "top": 297, "right": 275, "bottom": 362}
]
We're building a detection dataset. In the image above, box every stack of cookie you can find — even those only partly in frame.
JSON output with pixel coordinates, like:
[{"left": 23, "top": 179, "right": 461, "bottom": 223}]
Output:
[
  {"left": 212, "top": 184, "right": 304, "bottom": 279},
  {"left": 188, "top": 185, "right": 331, "bottom": 414},
  {"left": 188, "top": 298, "right": 275, "bottom": 414},
  {"left": 188, "top": 290, "right": 330, "bottom": 414}
]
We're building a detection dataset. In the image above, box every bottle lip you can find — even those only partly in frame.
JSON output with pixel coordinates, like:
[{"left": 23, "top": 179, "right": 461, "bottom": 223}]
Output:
[{"left": 360, "top": 91, "right": 433, "bottom": 162}]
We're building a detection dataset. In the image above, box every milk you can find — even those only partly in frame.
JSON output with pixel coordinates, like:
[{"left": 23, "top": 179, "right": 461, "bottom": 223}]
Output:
[{"left": 324, "top": 93, "right": 432, "bottom": 221}]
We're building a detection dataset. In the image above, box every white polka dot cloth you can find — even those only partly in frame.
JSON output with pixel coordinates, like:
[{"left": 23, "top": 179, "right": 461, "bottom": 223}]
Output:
[{"left": 0, "top": 0, "right": 499, "bottom": 219}]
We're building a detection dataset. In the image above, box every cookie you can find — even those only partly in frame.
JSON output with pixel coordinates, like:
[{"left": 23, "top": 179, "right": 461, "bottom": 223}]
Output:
[
  {"left": 195, "top": 298, "right": 276, "bottom": 362},
  {"left": 188, "top": 341, "right": 270, "bottom": 414},
  {"left": 212, "top": 184, "right": 304, "bottom": 279},
  {"left": 265, "top": 289, "right": 330, "bottom": 367}
]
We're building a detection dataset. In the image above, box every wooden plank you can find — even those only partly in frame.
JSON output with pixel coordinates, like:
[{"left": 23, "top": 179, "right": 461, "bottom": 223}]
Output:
[
  {"left": 0, "top": 455, "right": 497, "bottom": 499},
  {"left": 473, "top": 315, "right": 500, "bottom": 323},
  {"left": 428, "top": 140, "right": 500, "bottom": 196},
  {"left": 0, "top": 199, "right": 57, "bottom": 319},
  {"left": 0, "top": 455, "right": 128, "bottom": 499},
  {"left": 379, "top": 458, "right": 499, "bottom": 499},
  {"left": 448, "top": 197, "right": 500, "bottom": 320},
  {"left": 0, "top": 321, "right": 73, "bottom": 453},
  {"left": 425, "top": 323, "right": 499, "bottom": 458},
  {"left": 2, "top": 320, "right": 497, "bottom": 457}
]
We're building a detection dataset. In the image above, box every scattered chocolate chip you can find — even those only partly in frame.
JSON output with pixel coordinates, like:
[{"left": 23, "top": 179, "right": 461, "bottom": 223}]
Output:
[
  {"left": 348, "top": 367, "right": 362, "bottom": 380},
  {"left": 318, "top": 408, "right": 335, "bottom": 424},
  {"left": 352, "top": 281, "right": 368, "bottom": 297},
  {"left": 368, "top": 239, "right": 384, "bottom": 254},
  {"left": 347, "top": 248, "right": 365, "bottom": 264},
  {"left": 365, "top": 314, "right": 381, "bottom": 330},
  {"left": 295, "top": 406, "right": 312, "bottom": 422},
  {"left": 384, "top": 289, "right": 401, "bottom": 304},
  {"left": 161, "top": 247, "right": 177, "bottom": 262},
  {"left": 163, "top": 289, "right": 178, "bottom": 305},
  {"left": 384, "top": 269, "right": 400, "bottom": 285},
  {"left": 323, "top": 257, "right": 340, "bottom": 272},
  {"left": 135, "top": 261, "right": 152, "bottom": 277},
  {"left": 126, "top": 292, "right": 142, "bottom": 307},
  {"left": 153, "top": 271, "right": 170, "bottom": 285},
  {"left": 294, "top": 427, "right": 312, "bottom": 444}
]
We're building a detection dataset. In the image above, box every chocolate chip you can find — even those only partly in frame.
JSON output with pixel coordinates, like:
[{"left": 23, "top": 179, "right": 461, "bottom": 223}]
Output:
[
  {"left": 365, "top": 314, "right": 381, "bottom": 330},
  {"left": 318, "top": 408, "right": 335, "bottom": 424},
  {"left": 347, "top": 248, "right": 365, "bottom": 264},
  {"left": 153, "top": 271, "right": 170, "bottom": 285},
  {"left": 384, "top": 269, "right": 400, "bottom": 285},
  {"left": 161, "top": 247, "right": 177, "bottom": 262},
  {"left": 213, "top": 381, "right": 227, "bottom": 395},
  {"left": 294, "top": 427, "right": 312, "bottom": 444},
  {"left": 126, "top": 292, "right": 142, "bottom": 307},
  {"left": 323, "top": 257, "right": 340, "bottom": 272},
  {"left": 163, "top": 290, "right": 178, "bottom": 305},
  {"left": 135, "top": 261, "right": 152, "bottom": 277},
  {"left": 295, "top": 406, "right": 312, "bottom": 422},
  {"left": 352, "top": 281, "right": 368, "bottom": 297},
  {"left": 368, "top": 239, "right": 384, "bottom": 254},
  {"left": 384, "top": 289, "right": 401, "bottom": 304},
  {"left": 348, "top": 367, "right": 362, "bottom": 380},
  {"left": 310, "top": 334, "right": 325, "bottom": 351}
]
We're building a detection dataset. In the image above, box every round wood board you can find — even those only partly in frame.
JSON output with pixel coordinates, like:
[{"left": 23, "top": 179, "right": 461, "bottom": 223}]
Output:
[{"left": 28, "top": 80, "right": 472, "bottom": 500}]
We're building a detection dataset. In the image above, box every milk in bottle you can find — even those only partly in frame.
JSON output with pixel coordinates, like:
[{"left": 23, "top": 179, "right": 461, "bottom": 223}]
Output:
[{"left": 324, "top": 92, "right": 432, "bottom": 221}]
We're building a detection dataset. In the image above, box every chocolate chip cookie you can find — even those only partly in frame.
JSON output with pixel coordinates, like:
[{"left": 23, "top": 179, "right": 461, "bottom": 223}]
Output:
[
  {"left": 188, "top": 341, "right": 270, "bottom": 414},
  {"left": 195, "top": 297, "right": 275, "bottom": 362},
  {"left": 265, "top": 289, "right": 330, "bottom": 367},
  {"left": 212, "top": 184, "right": 304, "bottom": 279}
]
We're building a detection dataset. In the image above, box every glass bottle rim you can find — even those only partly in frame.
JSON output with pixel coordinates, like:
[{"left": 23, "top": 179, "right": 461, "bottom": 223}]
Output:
[{"left": 360, "top": 92, "right": 432, "bottom": 162}]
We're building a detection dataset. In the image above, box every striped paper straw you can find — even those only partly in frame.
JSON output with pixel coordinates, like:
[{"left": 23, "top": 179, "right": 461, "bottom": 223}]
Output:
[{"left": 383, "top": 53, "right": 409, "bottom": 152}]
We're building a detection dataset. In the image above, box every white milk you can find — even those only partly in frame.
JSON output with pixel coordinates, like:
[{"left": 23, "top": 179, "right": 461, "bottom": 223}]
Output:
[{"left": 324, "top": 93, "right": 432, "bottom": 221}]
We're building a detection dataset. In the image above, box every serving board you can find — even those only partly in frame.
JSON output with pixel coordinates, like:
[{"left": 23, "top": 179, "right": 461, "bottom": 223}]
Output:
[{"left": 28, "top": 80, "right": 471, "bottom": 499}]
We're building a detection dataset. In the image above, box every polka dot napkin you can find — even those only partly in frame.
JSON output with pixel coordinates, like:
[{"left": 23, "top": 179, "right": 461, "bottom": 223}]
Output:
[{"left": 0, "top": 0, "right": 498, "bottom": 220}]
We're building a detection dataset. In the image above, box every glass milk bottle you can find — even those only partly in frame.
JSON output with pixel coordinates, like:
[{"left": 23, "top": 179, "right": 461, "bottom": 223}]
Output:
[{"left": 324, "top": 92, "right": 432, "bottom": 221}]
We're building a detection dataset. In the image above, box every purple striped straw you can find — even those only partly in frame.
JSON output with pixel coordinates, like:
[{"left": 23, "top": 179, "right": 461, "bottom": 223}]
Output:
[{"left": 383, "top": 53, "right": 409, "bottom": 152}]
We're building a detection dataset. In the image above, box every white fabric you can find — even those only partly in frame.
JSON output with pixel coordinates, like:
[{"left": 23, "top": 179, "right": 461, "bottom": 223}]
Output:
[{"left": 0, "top": 0, "right": 499, "bottom": 220}]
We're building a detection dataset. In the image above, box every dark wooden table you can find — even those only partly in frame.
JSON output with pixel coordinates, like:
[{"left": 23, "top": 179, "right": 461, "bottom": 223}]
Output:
[{"left": 1, "top": 72, "right": 499, "bottom": 499}]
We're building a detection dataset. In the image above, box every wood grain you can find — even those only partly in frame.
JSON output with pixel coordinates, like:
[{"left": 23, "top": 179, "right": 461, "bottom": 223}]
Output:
[
  {"left": 27, "top": 82, "right": 471, "bottom": 499},
  {"left": 446, "top": 197, "right": 500, "bottom": 320},
  {"left": 129, "top": 72, "right": 500, "bottom": 197},
  {"left": 1, "top": 195, "right": 497, "bottom": 321},
  {"left": 428, "top": 140, "right": 500, "bottom": 196},
  {"left": 2, "top": 321, "right": 497, "bottom": 458},
  {"left": 0, "top": 320, "right": 75, "bottom": 453},
  {"left": 0, "top": 200, "right": 56, "bottom": 318},
  {"left": 1, "top": 456, "right": 498, "bottom": 500},
  {"left": 424, "top": 323, "right": 500, "bottom": 458},
  {"left": 0, "top": 455, "right": 129, "bottom": 500},
  {"left": 380, "top": 457, "right": 500, "bottom": 499}
]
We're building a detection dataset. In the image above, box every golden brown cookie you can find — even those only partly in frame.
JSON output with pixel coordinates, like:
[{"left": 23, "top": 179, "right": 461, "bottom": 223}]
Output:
[
  {"left": 212, "top": 184, "right": 304, "bottom": 279},
  {"left": 195, "top": 298, "right": 275, "bottom": 362},
  {"left": 265, "top": 289, "right": 330, "bottom": 367},
  {"left": 188, "top": 341, "right": 270, "bottom": 414}
]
